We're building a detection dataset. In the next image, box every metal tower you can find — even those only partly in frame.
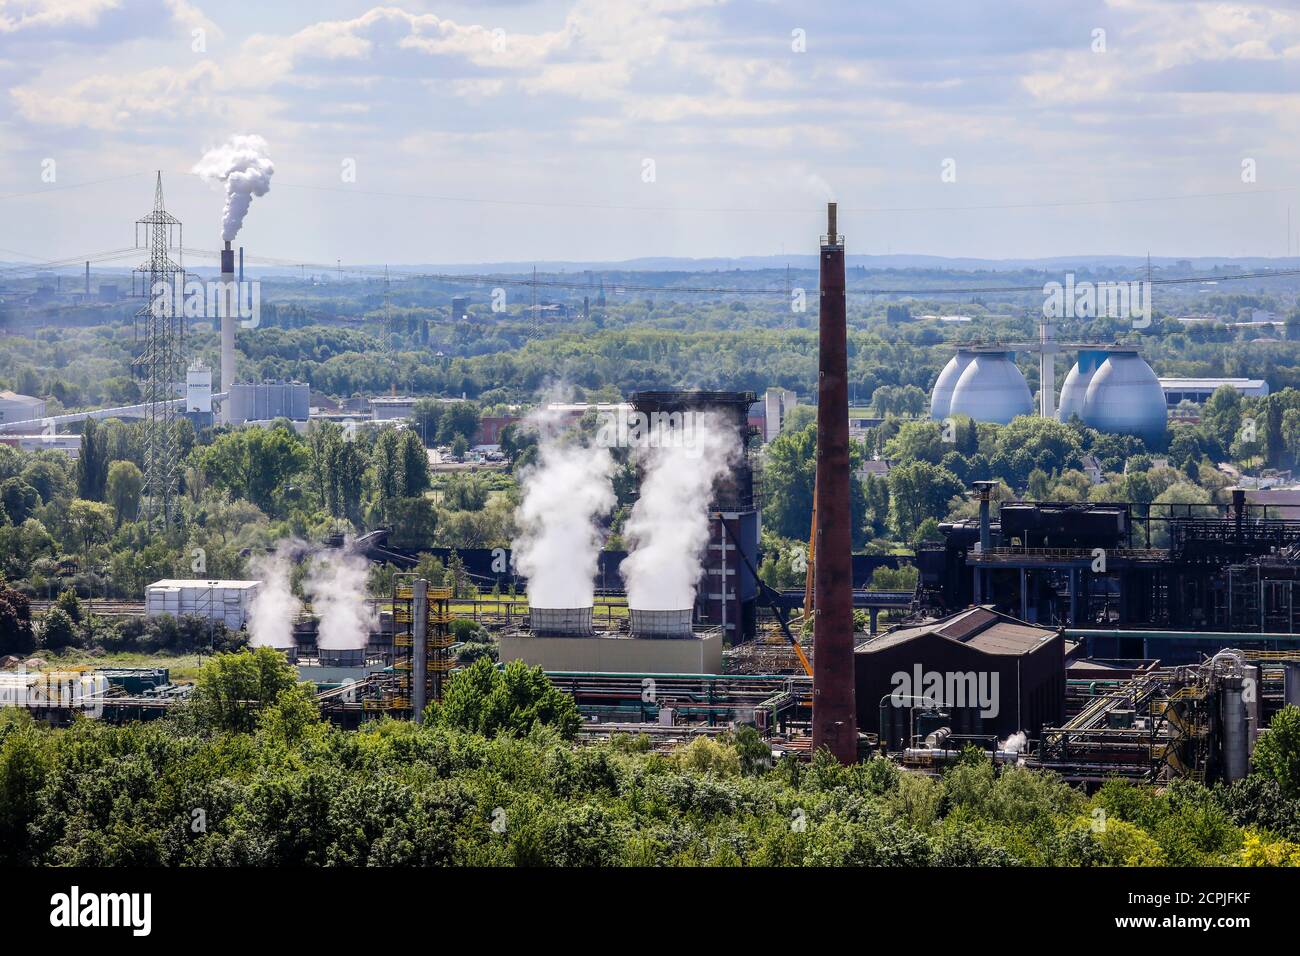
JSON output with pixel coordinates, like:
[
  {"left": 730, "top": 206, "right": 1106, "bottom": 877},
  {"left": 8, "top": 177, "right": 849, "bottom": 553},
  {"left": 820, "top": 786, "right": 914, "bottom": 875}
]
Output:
[{"left": 132, "top": 172, "right": 185, "bottom": 526}]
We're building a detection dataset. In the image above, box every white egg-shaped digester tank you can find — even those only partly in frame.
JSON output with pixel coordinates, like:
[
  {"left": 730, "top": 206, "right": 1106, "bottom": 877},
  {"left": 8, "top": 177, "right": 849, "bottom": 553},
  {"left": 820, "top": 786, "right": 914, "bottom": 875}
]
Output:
[
  {"left": 948, "top": 350, "right": 1033, "bottom": 425},
  {"left": 930, "top": 349, "right": 976, "bottom": 420},
  {"left": 1081, "top": 349, "right": 1167, "bottom": 444},
  {"left": 1057, "top": 349, "right": 1108, "bottom": 423}
]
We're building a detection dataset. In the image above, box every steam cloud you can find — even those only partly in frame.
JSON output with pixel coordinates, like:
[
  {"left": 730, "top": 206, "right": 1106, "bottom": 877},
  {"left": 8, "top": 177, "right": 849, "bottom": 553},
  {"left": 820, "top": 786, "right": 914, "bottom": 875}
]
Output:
[
  {"left": 247, "top": 544, "right": 301, "bottom": 649},
  {"left": 512, "top": 404, "right": 616, "bottom": 609},
  {"left": 193, "top": 134, "right": 275, "bottom": 242},
  {"left": 620, "top": 412, "right": 739, "bottom": 610},
  {"left": 304, "top": 549, "right": 376, "bottom": 650}
]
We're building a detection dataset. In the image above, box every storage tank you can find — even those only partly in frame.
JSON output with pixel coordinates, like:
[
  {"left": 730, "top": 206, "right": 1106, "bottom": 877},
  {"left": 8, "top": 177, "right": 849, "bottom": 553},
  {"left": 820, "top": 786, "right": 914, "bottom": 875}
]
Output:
[
  {"left": 929, "top": 350, "right": 976, "bottom": 420},
  {"left": 1056, "top": 349, "right": 1107, "bottom": 423},
  {"left": 1080, "top": 349, "right": 1167, "bottom": 444},
  {"left": 947, "top": 350, "right": 1033, "bottom": 425}
]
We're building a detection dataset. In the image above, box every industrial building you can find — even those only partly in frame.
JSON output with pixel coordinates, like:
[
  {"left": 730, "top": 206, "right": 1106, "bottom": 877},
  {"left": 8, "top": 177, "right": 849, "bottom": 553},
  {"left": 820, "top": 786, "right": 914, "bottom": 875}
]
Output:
[
  {"left": 856, "top": 607, "right": 1065, "bottom": 750},
  {"left": 1158, "top": 376, "right": 1269, "bottom": 406},
  {"left": 145, "top": 579, "right": 260, "bottom": 630},
  {"left": 225, "top": 381, "right": 310, "bottom": 424},
  {"left": 931, "top": 348, "right": 1033, "bottom": 424}
]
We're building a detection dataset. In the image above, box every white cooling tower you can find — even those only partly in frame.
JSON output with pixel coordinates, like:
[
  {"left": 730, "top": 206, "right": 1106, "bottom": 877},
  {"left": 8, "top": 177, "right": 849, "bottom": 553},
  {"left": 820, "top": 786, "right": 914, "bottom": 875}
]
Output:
[{"left": 948, "top": 350, "right": 1033, "bottom": 425}]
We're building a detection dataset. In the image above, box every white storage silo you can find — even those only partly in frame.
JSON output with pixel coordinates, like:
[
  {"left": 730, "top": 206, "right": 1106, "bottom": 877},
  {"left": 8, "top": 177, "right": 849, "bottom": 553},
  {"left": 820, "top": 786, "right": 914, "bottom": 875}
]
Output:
[
  {"left": 1057, "top": 349, "right": 1107, "bottom": 423},
  {"left": 948, "top": 350, "right": 1033, "bottom": 425},
  {"left": 1081, "top": 350, "right": 1168, "bottom": 444},
  {"left": 930, "top": 350, "right": 976, "bottom": 420}
]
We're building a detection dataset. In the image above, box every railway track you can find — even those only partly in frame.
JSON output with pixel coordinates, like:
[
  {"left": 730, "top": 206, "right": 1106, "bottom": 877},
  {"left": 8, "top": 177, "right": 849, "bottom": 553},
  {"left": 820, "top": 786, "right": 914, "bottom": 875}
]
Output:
[{"left": 29, "top": 600, "right": 145, "bottom": 617}]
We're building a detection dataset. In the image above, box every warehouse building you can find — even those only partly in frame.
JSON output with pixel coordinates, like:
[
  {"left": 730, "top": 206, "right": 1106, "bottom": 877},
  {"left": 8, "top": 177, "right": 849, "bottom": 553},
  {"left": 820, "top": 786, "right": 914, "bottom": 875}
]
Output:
[
  {"left": 145, "top": 579, "right": 260, "bottom": 630},
  {"left": 0, "top": 390, "right": 46, "bottom": 426},
  {"left": 855, "top": 606, "right": 1065, "bottom": 750}
]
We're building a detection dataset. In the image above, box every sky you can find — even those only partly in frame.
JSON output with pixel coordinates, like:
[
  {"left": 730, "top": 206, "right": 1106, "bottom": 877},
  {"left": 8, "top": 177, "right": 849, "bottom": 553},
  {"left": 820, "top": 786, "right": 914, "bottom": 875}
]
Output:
[{"left": 1, "top": 0, "right": 1299, "bottom": 267}]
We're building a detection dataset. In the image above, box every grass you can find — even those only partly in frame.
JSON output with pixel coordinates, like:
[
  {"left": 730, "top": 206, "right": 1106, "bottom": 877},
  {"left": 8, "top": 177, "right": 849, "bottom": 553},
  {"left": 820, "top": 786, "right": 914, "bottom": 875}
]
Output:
[{"left": 34, "top": 650, "right": 209, "bottom": 683}]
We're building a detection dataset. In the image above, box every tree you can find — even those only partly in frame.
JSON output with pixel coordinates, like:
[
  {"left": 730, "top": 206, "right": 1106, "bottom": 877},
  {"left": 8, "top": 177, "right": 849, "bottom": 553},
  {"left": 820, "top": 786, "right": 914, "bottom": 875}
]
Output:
[
  {"left": 1253, "top": 705, "right": 1300, "bottom": 798},
  {"left": 436, "top": 401, "right": 480, "bottom": 447},
  {"left": 443, "top": 474, "right": 488, "bottom": 511},
  {"left": 75, "top": 418, "right": 108, "bottom": 502},
  {"left": 432, "top": 657, "right": 581, "bottom": 739},
  {"left": 198, "top": 425, "right": 308, "bottom": 517},
  {"left": 411, "top": 398, "right": 445, "bottom": 448},
  {"left": 399, "top": 429, "right": 430, "bottom": 497},
  {"left": 39, "top": 607, "right": 77, "bottom": 651},
  {"left": 762, "top": 423, "right": 868, "bottom": 547},
  {"left": 191, "top": 647, "right": 303, "bottom": 733},
  {"left": 385, "top": 497, "right": 439, "bottom": 549},
  {"left": 887, "top": 461, "right": 964, "bottom": 538},
  {"left": 0, "top": 585, "right": 35, "bottom": 656},
  {"left": 105, "top": 460, "right": 143, "bottom": 525},
  {"left": 66, "top": 499, "right": 114, "bottom": 551},
  {"left": 0, "top": 478, "right": 39, "bottom": 525}
]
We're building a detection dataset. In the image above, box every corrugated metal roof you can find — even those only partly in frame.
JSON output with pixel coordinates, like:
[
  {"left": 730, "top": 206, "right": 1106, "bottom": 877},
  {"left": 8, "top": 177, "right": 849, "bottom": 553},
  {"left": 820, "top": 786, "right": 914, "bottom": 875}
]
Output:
[{"left": 857, "top": 606, "right": 1057, "bottom": 657}]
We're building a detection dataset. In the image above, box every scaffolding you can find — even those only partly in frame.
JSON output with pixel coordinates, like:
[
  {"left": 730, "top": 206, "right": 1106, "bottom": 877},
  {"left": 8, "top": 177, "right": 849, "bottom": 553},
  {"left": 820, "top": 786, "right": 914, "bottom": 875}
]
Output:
[{"left": 368, "top": 579, "right": 454, "bottom": 718}]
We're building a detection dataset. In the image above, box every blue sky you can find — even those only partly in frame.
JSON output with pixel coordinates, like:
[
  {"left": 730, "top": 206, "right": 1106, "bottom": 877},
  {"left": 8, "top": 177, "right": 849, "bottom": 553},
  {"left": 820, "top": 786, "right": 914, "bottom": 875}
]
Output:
[{"left": 1, "top": 0, "right": 1299, "bottom": 266}]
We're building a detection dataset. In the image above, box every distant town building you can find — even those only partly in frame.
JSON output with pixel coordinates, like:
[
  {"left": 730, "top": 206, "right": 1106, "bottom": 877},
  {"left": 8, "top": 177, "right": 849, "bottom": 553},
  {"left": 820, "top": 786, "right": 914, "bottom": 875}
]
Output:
[
  {"left": 451, "top": 296, "right": 469, "bottom": 321},
  {"left": 0, "top": 434, "right": 80, "bottom": 458},
  {"left": 1157, "top": 377, "right": 1269, "bottom": 406}
]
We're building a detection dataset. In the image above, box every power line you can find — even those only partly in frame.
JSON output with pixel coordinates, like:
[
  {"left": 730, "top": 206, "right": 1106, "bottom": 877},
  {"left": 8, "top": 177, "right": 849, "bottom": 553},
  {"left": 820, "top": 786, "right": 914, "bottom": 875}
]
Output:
[{"left": 0, "top": 172, "right": 150, "bottom": 203}]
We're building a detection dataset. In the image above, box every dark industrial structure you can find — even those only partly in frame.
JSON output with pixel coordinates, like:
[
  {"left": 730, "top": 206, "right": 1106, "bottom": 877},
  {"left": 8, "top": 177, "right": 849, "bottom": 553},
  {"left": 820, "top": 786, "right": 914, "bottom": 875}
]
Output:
[
  {"left": 628, "top": 389, "right": 760, "bottom": 642},
  {"left": 856, "top": 607, "right": 1065, "bottom": 750},
  {"left": 812, "top": 202, "right": 858, "bottom": 763},
  {"left": 918, "top": 489, "right": 1300, "bottom": 659}
]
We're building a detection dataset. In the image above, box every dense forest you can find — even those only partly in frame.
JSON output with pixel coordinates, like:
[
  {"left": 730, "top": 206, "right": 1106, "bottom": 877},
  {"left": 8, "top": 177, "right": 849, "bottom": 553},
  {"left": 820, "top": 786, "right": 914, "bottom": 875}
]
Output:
[{"left": 2, "top": 649, "right": 1299, "bottom": 866}]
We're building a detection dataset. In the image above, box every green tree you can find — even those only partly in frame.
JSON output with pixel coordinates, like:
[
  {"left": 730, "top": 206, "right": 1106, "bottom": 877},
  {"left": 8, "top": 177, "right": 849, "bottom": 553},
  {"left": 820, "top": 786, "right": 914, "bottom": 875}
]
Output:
[
  {"left": 433, "top": 657, "right": 581, "bottom": 739},
  {"left": 887, "top": 461, "right": 964, "bottom": 538},
  {"left": 0, "top": 478, "right": 39, "bottom": 525},
  {"left": 66, "top": 499, "right": 114, "bottom": 551},
  {"left": 75, "top": 418, "right": 108, "bottom": 502},
  {"left": 191, "top": 646, "right": 304, "bottom": 733},
  {"left": 39, "top": 607, "right": 77, "bottom": 651},
  {"left": 105, "top": 460, "right": 143, "bottom": 525},
  {"left": 1253, "top": 705, "right": 1300, "bottom": 798}
]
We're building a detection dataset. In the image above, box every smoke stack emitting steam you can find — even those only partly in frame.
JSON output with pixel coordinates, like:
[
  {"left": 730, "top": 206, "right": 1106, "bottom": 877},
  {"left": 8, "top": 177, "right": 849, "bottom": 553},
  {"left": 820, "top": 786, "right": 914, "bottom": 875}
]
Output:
[
  {"left": 512, "top": 402, "right": 616, "bottom": 610},
  {"left": 620, "top": 413, "right": 738, "bottom": 611},
  {"left": 193, "top": 134, "right": 275, "bottom": 242}
]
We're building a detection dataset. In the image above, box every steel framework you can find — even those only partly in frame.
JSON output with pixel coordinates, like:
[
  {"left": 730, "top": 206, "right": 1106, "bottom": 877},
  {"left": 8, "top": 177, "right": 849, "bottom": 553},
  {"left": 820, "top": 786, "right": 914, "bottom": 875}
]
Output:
[{"left": 132, "top": 173, "right": 185, "bottom": 526}]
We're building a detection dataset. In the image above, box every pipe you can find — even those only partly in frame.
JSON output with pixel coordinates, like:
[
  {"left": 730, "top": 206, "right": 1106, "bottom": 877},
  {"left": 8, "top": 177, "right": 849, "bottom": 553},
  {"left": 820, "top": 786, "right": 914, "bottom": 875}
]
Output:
[
  {"left": 811, "top": 202, "right": 858, "bottom": 764},
  {"left": 1064, "top": 628, "right": 1300, "bottom": 646},
  {"left": 411, "top": 578, "right": 428, "bottom": 724}
]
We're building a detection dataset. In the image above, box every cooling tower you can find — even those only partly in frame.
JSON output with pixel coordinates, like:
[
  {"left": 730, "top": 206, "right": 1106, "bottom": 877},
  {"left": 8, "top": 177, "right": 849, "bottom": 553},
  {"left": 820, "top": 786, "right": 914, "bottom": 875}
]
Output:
[
  {"left": 929, "top": 350, "right": 976, "bottom": 420},
  {"left": 947, "top": 350, "right": 1033, "bottom": 425},
  {"left": 1057, "top": 349, "right": 1108, "bottom": 423},
  {"left": 629, "top": 608, "right": 694, "bottom": 638},
  {"left": 530, "top": 606, "right": 595, "bottom": 637},
  {"left": 1080, "top": 349, "right": 1167, "bottom": 444}
]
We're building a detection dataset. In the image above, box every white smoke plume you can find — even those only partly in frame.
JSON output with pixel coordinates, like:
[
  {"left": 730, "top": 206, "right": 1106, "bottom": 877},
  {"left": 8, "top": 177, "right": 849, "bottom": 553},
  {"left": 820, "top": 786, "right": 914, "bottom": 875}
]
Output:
[
  {"left": 512, "top": 397, "right": 616, "bottom": 609},
  {"left": 247, "top": 543, "right": 301, "bottom": 649},
  {"left": 304, "top": 548, "right": 376, "bottom": 650},
  {"left": 620, "top": 412, "right": 739, "bottom": 610},
  {"left": 192, "top": 134, "right": 275, "bottom": 242},
  {"left": 998, "top": 731, "right": 1028, "bottom": 765}
]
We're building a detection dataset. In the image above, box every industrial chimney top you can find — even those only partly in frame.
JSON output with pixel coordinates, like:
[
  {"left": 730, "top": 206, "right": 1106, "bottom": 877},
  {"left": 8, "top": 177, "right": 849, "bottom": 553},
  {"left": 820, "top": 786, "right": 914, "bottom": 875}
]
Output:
[{"left": 822, "top": 201, "right": 842, "bottom": 248}]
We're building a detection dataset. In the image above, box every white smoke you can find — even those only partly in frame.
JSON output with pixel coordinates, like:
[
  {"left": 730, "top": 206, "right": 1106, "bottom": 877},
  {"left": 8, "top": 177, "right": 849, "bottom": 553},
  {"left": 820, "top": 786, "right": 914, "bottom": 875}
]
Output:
[
  {"left": 998, "top": 731, "right": 1028, "bottom": 765},
  {"left": 247, "top": 543, "right": 301, "bottom": 649},
  {"left": 192, "top": 134, "right": 275, "bottom": 242},
  {"left": 303, "top": 549, "right": 375, "bottom": 650},
  {"left": 512, "top": 401, "right": 616, "bottom": 609},
  {"left": 620, "top": 412, "right": 739, "bottom": 610}
]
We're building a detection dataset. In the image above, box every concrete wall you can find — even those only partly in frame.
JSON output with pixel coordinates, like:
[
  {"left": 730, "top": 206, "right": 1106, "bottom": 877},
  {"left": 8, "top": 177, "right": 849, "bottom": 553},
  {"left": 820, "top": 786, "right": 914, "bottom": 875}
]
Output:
[{"left": 499, "top": 632, "right": 723, "bottom": 674}]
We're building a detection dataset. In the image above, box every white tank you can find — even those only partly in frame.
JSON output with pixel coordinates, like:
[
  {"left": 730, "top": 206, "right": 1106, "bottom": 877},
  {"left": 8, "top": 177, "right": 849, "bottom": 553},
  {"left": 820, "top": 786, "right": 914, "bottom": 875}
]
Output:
[
  {"left": 1057, "top": 349, "right": 1107, "bottom": 423},
  {"left": 948, "top": 351, "right": 1033, "bottom": 425},
  {"left": 930, "top": 350, "right": 976, "bottom": 420},
  {"left": 1081, "top": 350, "right": 1167, "bottom": 444}
]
